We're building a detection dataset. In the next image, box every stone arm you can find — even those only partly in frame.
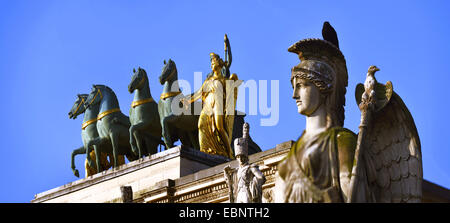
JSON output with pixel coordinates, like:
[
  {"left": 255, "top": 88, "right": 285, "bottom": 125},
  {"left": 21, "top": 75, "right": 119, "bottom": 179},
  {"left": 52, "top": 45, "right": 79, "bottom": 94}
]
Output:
[
  {"left": 249, "top": 165, "right": 266, "bottom": 203},
  {"left": 337, "top": 131, "right": 357, "bottom": 202},
  {"left": 250, "top": 165, "right": 266, "bottom": 183},
  {"left": 223, "top": 165, "right": 233, "bottom": 184},
  {"left": 223, "top": 165, "right": 235, "bottom": 203}
]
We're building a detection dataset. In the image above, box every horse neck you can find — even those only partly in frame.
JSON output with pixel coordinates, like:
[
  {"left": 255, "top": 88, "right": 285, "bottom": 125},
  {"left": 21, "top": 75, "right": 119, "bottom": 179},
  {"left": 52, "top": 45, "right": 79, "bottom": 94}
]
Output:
[
  {"left": 162, "top": 75, "right": 180, "bottom": 94},
  {"left": 83, "top": 104, "right": 99, "bottom": 122},
  {"left": 99, "top": 89, "right": 120, "bottom": 112},
  {"left": 134, "top": 76, "right": 152, "bottom": 101}
]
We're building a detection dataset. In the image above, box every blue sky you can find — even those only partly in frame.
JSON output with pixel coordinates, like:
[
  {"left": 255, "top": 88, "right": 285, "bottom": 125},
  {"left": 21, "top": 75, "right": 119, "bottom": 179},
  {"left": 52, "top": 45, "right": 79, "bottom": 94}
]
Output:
[{"left": 0, "top": 0, "right": 449, "bottom": 202}]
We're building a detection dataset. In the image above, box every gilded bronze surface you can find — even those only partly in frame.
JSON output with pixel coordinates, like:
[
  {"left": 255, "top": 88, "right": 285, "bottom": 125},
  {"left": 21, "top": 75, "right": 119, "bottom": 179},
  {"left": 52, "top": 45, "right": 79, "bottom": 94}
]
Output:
[
  {"left": 131, "top": 98, "right": 155, "bottom": 108},
  {"left": 160, "top": 91, "right": 181, "bottom": 100},
  {"left": 81, "top": 118, "right": 97, "bottom": 130},
  {"left": 184, "top": 50, "right": 239, "bottom": 159},
  {"left": 97, "top": 108, "right": 121, "bottom": 121}
]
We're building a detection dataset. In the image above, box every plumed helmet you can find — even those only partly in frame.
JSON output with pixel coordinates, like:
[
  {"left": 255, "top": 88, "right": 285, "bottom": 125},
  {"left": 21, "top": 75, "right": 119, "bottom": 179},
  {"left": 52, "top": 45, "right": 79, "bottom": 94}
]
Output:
[{"left": 288, "top": 21, "right": 348, "bottom": 127}]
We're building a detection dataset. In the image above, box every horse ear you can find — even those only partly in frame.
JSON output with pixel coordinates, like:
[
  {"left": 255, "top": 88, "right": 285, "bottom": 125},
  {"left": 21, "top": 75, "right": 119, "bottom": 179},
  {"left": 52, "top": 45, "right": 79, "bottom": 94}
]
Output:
[{"left": 164, "top": 60, "right": 166, "bottom": 65}]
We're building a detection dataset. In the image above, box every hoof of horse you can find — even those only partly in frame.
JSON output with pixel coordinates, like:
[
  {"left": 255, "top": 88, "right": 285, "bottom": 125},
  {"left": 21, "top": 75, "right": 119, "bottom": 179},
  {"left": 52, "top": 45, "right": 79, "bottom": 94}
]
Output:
[{"left": 73, "top": 169, "right": 80, "bottom": 178}]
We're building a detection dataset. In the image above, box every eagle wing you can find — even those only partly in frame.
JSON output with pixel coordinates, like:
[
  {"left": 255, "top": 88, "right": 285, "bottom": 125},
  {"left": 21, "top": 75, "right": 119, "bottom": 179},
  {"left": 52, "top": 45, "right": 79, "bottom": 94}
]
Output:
[{"left": 351, "top": 82, "right": 423, "bottom": 202}]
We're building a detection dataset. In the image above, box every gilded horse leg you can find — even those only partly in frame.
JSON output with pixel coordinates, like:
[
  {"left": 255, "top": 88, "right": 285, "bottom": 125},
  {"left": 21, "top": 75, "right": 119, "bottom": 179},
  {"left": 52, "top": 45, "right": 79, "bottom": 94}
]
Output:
[
  {"left": 86, "top": 137, "right": 107, "bottom": 172},
  {"left": 85, "top": 150, "right": 98, "bottom": 177}
]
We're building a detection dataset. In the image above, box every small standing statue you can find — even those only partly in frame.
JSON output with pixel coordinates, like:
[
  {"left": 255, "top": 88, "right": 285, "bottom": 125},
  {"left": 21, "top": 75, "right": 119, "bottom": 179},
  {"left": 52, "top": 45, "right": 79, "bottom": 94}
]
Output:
[
  {"left": 274, "top": 22, "right": 422, "bottom": 203},
  {"left": 223, "top": 123, "right": 266, "bottom": 203}
]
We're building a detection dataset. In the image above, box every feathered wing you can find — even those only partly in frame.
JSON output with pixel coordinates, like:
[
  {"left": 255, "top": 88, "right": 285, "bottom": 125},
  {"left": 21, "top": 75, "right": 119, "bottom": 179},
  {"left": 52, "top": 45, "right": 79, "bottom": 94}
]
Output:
[{"left": 351, "top": 83, "right": 423, "bottom": 202}]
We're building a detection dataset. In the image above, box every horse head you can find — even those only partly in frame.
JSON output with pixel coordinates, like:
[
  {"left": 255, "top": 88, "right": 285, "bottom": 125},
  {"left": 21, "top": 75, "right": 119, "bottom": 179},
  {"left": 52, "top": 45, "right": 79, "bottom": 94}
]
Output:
[
  {"left": 69, "top": 94, "right": 88, "bottom": 119},
  {"left": 159, "top": 59, "right": 177, "bottom": 85},
  {"left": 84, "top": 85, "right": 103, "bottom": 109},
  {"left": 128, "top": 67, "right": 148, "bottom": 93}
]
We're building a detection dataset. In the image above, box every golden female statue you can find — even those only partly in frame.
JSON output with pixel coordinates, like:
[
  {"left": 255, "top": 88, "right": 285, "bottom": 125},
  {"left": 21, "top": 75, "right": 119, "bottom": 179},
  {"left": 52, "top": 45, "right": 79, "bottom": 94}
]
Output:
[
  {"left": 275, "top": 22, "right": 422, "bottom": 203},
  {"left": 183, "top": 50, "right": 239, "bottom": 159}
]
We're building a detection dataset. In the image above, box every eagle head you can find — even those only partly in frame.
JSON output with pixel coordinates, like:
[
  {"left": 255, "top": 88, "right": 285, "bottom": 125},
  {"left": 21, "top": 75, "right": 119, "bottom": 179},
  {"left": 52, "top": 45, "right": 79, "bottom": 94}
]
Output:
[{"left": 368, "top": 65, "right": 380, "bottom": 75}]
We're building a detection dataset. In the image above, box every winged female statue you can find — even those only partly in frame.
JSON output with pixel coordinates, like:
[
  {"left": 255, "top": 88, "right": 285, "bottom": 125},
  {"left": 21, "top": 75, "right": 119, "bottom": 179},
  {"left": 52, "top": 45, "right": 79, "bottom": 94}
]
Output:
[{"left": 274, "top": 22, "right": 422, "bottom": 203}]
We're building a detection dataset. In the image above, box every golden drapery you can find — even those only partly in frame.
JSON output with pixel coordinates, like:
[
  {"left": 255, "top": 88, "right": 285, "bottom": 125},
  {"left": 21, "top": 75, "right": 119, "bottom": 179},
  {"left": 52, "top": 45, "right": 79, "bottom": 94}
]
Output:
[{"left": 188, "top": 73, "right": 239, "bottom": 159}]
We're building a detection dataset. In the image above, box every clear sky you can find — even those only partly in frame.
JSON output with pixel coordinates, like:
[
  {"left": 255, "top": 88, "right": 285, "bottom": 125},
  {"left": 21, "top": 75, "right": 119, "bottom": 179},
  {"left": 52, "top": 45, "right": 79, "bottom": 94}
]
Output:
[{"left": 1, "top": 0, "right": 449, "bottom": 203}]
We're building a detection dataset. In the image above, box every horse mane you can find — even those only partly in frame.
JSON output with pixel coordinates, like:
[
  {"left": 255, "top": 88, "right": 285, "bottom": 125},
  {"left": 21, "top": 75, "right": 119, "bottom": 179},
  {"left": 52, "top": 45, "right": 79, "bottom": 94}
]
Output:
[
  {"left": 95, "top": 84, "right": 119, "bottom": 102},
  {"left": 169, "top": 59, "right": 177, "bottom": 73},
  {"left": 95, "top": 84, "right": 114, "bottom": 93},
  {"left": 138, "top": 67, "right": 147, "bottom": 76},
  {"left": 161, "top": 59, "right": 178, "bottom": 82},
  {"left": 78, "top": 94, "right": 89, "bottom": 99}
]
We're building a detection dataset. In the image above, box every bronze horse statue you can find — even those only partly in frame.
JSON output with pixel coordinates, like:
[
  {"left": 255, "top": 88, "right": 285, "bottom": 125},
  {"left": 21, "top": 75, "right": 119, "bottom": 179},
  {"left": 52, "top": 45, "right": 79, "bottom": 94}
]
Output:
[
  {"left": 68, "top": 94, "right": 117, "bottom": 177},
  {"left": 128, "top": 67, "right": 164, "bottom": 157},
  {"left": 85, "top": 85, "right": 138, "bottom": 172},
  {"left": 158, "top": 59, "right": 201, "bottom": 150}
]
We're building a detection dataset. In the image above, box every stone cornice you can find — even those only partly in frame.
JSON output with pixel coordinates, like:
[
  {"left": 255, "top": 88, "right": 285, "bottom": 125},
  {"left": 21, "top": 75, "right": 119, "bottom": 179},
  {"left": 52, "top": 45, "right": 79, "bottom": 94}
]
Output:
[
  {"left": 139, "top": 141, "right": 294, "bottom": 203},
  {"left": 32, "top": 146, "right": 229, "bottom": 203}
]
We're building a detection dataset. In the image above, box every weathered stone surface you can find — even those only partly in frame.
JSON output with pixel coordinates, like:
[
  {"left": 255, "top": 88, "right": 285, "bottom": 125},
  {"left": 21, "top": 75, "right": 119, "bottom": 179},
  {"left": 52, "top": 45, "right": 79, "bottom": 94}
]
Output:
[
  {"left": 32, "top": 140, "right": 449, "bottom": 203},
  {"left": 32, "top": 146, "right": 228, "bottom": 203},
  {"left": 120, "top": 186, "right": 133, "bottom": 203}
]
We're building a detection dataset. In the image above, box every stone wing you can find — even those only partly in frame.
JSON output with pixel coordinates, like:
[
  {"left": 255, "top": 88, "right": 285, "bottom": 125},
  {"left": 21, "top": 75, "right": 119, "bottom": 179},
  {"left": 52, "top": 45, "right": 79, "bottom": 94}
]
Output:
[{"left": 353, "top": 87, "right": 423, "bottom": 202}]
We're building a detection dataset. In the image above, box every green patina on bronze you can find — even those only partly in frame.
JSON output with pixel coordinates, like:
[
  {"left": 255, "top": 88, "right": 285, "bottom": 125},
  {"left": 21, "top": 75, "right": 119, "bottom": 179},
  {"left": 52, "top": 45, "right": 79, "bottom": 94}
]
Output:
[
  {"left": 84, "top": 85, "right": 138, "bottom": 172},
  {"left": 158, "top": 59, "right": 201, "bottom": 150},
  {"left": 128, "top": 67, "right": 163, "bottom": 158},
  {"left": 68, "top": 94, "right": 116, "bottom": 177}
]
